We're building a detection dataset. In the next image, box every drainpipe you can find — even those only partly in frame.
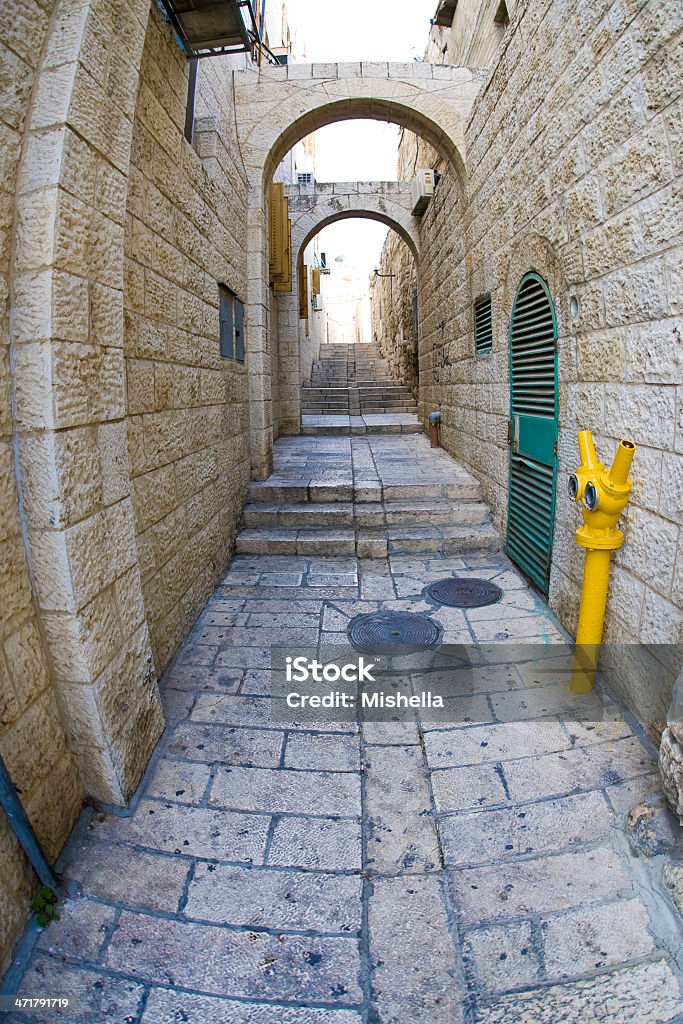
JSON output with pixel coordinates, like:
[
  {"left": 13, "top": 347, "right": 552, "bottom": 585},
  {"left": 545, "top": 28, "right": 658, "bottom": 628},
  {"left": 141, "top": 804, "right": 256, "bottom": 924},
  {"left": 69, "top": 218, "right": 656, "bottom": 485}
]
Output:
[{"left": 0, "top": 753, "right": 59, "bottom": 893}]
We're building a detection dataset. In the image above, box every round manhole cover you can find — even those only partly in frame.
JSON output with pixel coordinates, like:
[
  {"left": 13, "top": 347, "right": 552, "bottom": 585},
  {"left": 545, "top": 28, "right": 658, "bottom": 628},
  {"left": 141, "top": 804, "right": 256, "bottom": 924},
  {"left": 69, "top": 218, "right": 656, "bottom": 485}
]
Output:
[
  {"left": 348, "top": 611, "right": 442, "bottom": 654},
  {"left": 425, "top": 577, "right": 503, "bottom": 608}
]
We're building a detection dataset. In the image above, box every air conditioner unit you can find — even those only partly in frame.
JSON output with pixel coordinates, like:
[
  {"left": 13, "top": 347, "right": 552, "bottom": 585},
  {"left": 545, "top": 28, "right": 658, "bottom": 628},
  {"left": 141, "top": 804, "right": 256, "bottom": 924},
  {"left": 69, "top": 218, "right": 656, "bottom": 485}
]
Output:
[
  {"left": 411, "top": 169, "right": 436, "bottom": 216},
  {"left": 312, "top": 294, "right": 323, "bottom": 312},
  {"left": 320, "top": 252, "right": 331, "bottom": 275}
]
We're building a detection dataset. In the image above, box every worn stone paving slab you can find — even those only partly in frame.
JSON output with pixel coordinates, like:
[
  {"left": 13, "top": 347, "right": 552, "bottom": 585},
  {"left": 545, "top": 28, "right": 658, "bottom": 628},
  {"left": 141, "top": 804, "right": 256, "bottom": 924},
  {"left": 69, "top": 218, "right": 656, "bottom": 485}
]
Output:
[
  {"left": 103, "top": 912, "right": 363, "bottom": 1003},
  {"left": 450, "top": 846, "right": 630, "bottom": 924},
  {"left": 8, "top": 958, "right": 145, "bottom": 1024},
  {"left": 61, "top": 840, "right": 191, "bottom": 913},
  {"left": 88, "top": 799, "right": 270, "bottom": 863},
  {"left": 140, "top": 991, "right": 364, "bottom": 1024},
  {"left": 166, "top": 721, "right": 285, "bottom": 767},
  {"left": 463, "top": 919, "right": 543, "bottom": 994},
  {"left": 438, "top": 790, "right": 615, "bottom": 866},
  {"left": 209, "top": 765, "right": 362, "bottom": 817},
  {"left": 474, "top": 960, "right": 682, "bottom": 1024},
  {"left": 364, "top": 744, "right": 441, "bottom": 875},
  {"left": 185, "top": 862, "right": 362, "bottom": 933},
  {"left": 268, "top": 816, "right": 363, "bottom": 871},
  {"left": 368, "top": 876, "right": 466, "bottom": 1024}
]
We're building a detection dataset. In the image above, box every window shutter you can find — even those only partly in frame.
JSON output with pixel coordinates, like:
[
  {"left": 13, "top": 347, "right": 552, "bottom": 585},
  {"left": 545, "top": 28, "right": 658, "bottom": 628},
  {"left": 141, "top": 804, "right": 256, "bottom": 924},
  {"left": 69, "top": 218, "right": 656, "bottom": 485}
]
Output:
[
  {"left": 474, "top": 294, "right": 493, "bottom": 354},
  {"left": 299, "top": 263, "right": 309, "bottom": 318},
  {"left": 219, "top": 284, "right": 234, "bottom": 359},
  {"left": 234, "top": 298, "right": 244, "bottom": 362}
]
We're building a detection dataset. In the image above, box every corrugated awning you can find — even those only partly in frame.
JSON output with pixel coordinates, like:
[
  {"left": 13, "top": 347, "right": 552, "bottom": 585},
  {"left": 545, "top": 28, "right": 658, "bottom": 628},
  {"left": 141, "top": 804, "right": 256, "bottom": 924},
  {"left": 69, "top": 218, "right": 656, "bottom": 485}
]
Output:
[{"left": 158, "top": 0, "right": 254, "bottom": 57}]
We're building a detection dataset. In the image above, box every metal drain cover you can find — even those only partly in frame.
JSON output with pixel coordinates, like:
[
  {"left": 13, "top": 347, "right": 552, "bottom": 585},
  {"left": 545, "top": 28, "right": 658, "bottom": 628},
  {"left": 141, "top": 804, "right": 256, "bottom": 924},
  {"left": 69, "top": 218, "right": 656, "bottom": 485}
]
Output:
[
  {"left": 348, "top": 611, "right": 441, "bottom": 654},
  {"left": 425, "top": 577, "right": 503, "bottom": 608}
]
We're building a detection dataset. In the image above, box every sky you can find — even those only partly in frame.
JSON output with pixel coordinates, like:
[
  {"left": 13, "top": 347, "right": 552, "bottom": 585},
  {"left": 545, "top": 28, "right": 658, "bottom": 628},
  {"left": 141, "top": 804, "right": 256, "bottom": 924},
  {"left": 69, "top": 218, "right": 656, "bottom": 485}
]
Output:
[{"left": 285, "top": 0, "right": 436, "bottom": 279}]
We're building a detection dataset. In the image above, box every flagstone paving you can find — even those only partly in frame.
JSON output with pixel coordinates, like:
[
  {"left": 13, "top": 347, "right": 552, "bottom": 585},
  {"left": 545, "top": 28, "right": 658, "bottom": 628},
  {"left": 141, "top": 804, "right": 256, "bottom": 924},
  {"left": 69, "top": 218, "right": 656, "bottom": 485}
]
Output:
[{"left": 6, "top": 438, "right": 683, "bottom": 1023}]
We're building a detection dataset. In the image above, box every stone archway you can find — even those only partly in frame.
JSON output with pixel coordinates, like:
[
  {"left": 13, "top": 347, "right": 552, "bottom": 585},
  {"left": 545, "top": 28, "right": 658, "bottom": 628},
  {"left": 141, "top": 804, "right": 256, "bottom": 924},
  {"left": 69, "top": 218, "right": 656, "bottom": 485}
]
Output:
[
  {"left": 232, "top": 61, "right": 484, "bottom": 477},
  {"left": 273, "top": 181, "right": 418, "bottom": 433}
]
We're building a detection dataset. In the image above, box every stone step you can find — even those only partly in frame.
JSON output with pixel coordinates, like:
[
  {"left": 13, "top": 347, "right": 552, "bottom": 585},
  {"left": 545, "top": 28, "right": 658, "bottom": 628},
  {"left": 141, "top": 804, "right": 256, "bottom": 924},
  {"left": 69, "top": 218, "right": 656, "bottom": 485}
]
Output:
[
  {"left": 235, "top": 521, "right": 499, "bottom": 558},
  {"left": 247, "top": 478, "right": 482, "bottom": 503},
  {"left": 244, "top": 502, "right": 355, "bottom": 528},
  {"left": 384, "top": 522, "right": 500, "bottom": 556},
  {"left": 301, "top": 403, "right": 417, "bottom": 412},
  {"left": 236, "top": 527, "right": 356, "bottom": 556},
  {"left": 243, "top": 499, "right": 489, "bottom": 530},
  {"left": 300, "top": 419, "right": 423, "bottom": 436}
]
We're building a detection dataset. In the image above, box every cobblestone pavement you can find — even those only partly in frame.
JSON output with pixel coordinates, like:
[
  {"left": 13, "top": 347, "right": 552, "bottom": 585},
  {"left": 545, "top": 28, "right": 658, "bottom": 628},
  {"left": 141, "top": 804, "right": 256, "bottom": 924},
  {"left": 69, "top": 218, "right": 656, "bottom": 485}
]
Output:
[{"left": 7, "top": 441, "right": 683, "bottom": 1023}]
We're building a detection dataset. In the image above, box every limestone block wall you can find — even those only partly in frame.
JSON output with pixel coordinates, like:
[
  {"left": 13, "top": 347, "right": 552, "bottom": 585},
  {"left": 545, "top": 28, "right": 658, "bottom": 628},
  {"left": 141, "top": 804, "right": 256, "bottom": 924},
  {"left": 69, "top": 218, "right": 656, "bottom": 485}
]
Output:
[
  {"left": 0, "top": 0, "right": 83, "bottom": 978},
  {"left": 426, "top": 0, "right": 521, "bottom": 68},
  {"left": 378, "top": 0, "right": 683, "bottom": 737},
  {"left": 124, "top": 4, "right": 251, "bottom": 673},
  {"left": 0, "top": 0, "right": 254, "bottom": 975},
  {"left": 370, "top": 231, "right": 419, "bottom": 397}
]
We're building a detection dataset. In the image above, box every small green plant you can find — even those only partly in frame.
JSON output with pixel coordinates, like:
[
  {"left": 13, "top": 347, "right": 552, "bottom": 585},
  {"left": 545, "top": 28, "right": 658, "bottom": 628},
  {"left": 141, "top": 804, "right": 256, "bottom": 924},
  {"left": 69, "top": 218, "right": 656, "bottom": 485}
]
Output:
[{"left": 32, "top": 886, "right": 60, "bottom": 928}]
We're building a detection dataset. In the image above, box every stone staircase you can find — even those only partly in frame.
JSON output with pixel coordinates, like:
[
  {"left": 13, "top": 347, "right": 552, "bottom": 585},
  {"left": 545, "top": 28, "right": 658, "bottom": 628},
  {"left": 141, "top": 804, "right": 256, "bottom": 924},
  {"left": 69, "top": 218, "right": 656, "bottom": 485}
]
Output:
[
  {"left": 236, "top": 436, "right": 500, "bottom": 559},
  {"left": 300, "top": 342, "right": 422, "bottom": 435}
]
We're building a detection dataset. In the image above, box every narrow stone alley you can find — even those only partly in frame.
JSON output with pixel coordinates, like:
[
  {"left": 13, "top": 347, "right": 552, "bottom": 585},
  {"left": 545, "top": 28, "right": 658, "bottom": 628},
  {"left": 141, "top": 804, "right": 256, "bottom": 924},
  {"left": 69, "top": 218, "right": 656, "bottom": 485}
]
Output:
[
  {"left": 7, "top": 346, "right": 683, "bottom": 1022},
  {"left": 1, "top": 0, "right": 682, "bottom": 1017}
]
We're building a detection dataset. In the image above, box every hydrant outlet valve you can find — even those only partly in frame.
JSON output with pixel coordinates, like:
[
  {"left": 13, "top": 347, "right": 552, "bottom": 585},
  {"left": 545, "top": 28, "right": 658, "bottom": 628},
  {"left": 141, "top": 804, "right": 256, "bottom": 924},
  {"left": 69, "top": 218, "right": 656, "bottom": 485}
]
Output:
[{"left": 569, "top": 430, "right": 635, "bottom": 552}]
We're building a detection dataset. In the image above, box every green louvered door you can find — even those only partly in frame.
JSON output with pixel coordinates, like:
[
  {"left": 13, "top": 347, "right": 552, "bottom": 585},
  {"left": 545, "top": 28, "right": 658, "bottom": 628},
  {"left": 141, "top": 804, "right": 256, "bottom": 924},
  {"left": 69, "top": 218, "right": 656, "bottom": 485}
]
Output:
[{"left": 506, "top": 273, "right": 558, "bottom": 593}]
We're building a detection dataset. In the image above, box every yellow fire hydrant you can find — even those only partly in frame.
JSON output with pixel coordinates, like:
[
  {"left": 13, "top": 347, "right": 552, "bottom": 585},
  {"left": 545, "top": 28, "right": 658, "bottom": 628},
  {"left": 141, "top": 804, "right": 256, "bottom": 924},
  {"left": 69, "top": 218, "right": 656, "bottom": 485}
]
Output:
[{"left": 568, "top": 430, "right": 636, "bottom": 693}]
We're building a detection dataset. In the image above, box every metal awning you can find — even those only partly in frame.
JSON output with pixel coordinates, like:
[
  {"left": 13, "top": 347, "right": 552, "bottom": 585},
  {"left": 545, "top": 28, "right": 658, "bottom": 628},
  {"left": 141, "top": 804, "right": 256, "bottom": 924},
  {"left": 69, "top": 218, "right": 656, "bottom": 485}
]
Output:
[
  {"left": 433, "top": 0, "right": 458, "bottom": 27},
  {"left": 157, "top": 0, "right": 256, "bottom": 58}
]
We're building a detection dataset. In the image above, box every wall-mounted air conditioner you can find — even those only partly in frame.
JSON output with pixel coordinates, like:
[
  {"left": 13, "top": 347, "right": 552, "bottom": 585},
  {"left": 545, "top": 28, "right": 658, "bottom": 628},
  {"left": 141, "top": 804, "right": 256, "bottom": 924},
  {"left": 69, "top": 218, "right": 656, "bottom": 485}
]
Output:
[
  {"left": 411, "top": 169, "right": 436, "bottom": 216},
  {"left": 312, "top": 294, "right": 323, "bottom": 312}
]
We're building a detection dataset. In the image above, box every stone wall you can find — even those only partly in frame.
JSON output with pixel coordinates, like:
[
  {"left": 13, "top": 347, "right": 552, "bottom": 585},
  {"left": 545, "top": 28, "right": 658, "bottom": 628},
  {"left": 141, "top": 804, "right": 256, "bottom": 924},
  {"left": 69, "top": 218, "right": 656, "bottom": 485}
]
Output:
[
  {"left": 0, "top": 0, "right": 254, "bottom": 975},
  {"left": 124, "top": 4, "right": 251, "bottom": 673},
  {"left": 370, "top": 232, "right": 418, "bottom": 396},
  {"left": 427, "top": 0, "right": 521, "bottom": 68},
  {"left": 0, "top": 0, "right": 83, "bottom": 978},
  {"left": 376, "top": 0, "right": 683, "bottom": 737}
]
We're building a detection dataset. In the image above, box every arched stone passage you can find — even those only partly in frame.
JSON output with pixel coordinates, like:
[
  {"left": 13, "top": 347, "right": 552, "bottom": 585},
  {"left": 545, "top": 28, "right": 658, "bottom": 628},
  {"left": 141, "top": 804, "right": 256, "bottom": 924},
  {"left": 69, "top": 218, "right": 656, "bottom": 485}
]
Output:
[
  {"left": 232, "top": 61, "right": 484, "bottom": 478},
  {"left": 233, "top": 63, "right": 484, "bottom": 185},
  {"left": 273, "top": 182, "right": 419, "bottom": 434}
]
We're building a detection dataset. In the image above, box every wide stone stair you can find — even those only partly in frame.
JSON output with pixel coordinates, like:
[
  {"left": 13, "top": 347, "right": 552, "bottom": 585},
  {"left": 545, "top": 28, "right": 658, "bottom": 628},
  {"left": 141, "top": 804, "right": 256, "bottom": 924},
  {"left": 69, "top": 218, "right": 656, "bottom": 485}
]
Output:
[
  {"left": 236, "top": 435, "right": 500, "bottom": 559},
  {"left": 300, "top": 342, "right": 421, "bottom": 435}
]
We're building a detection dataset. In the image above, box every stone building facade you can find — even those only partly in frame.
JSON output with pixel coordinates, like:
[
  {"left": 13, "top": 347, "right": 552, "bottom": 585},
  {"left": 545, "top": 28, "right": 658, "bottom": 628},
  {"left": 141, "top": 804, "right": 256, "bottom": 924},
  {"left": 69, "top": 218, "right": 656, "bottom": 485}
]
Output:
[
  {"left": 372, "top": 0, "right": 682, "bottom": 739},
  {"left": 0, "top": 0, "right": 254, "bottom": 974},
  {"left": 0, "top": 0, "right": 681, "bottom": 982}
]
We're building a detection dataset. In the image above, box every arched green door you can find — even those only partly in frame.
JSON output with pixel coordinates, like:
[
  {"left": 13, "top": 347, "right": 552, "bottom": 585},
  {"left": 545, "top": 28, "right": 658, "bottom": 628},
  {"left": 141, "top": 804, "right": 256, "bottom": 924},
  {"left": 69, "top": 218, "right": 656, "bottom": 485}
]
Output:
[{"left": 506, "top": 273, "right": 559, "bottom": 593}]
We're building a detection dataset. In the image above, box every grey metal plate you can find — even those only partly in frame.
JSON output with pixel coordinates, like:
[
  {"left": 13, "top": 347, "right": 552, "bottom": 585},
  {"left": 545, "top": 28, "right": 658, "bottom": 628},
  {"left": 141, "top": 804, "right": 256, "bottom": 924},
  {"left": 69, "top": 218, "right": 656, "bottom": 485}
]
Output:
[
  {"left": 348, "top": 611, "right": 441, "bottom": 654},
  {"left": 425, "top": 577, "right": 503, "bottom": 608}
]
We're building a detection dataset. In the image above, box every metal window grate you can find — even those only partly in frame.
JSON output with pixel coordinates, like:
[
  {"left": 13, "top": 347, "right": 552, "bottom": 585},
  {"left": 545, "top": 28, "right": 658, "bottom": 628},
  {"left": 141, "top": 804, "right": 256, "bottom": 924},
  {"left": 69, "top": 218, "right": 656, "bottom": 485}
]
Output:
[{"left": 474, "top": 294, "right": 493, "bottom": 354}]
